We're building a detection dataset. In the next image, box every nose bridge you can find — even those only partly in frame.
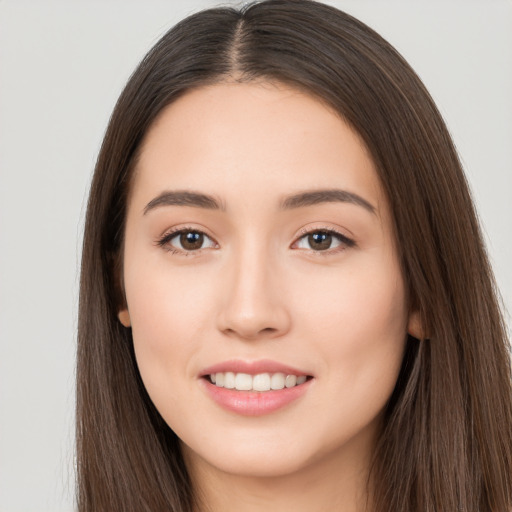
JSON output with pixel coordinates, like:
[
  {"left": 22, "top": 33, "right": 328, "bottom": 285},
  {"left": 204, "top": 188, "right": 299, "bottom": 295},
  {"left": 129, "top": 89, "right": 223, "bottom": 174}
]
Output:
[{"left": 217, "top": 234, "right": 290, "bottom": 339}]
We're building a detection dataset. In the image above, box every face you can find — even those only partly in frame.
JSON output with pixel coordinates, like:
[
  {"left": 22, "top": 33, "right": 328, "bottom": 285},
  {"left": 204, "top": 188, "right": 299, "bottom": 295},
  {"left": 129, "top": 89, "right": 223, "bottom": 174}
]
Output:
[{"left": 120, "top": 82, "right": 415, "bottom": 480}]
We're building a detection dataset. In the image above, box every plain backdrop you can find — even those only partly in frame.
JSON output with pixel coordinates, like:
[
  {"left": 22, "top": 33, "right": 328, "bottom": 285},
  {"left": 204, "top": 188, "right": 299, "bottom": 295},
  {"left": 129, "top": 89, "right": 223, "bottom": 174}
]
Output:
[{"left": 0, "top": 1, "right": 511, "bottom": 510}]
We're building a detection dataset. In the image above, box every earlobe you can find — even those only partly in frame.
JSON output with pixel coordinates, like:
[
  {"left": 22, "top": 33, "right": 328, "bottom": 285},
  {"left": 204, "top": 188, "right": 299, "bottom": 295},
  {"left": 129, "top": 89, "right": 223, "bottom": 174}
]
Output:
[
  {"left": 118, "top": 309, "right": 131, "bottom": 328},
  {"left": 407, "top": 310, "right": 424, "bottom": 340}
]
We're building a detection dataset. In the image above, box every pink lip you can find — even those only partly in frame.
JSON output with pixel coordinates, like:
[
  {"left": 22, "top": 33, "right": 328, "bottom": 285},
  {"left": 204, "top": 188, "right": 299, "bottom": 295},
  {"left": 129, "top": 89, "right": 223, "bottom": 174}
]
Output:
[
  {"left": 199, "top": 359, "right": 313, "bottom": 416},
  {"left": 201, "top": 379, "right": 312, "bottom": 416},
  {"left": 200, "top": 359, "right": 310, "bottom": 377}
]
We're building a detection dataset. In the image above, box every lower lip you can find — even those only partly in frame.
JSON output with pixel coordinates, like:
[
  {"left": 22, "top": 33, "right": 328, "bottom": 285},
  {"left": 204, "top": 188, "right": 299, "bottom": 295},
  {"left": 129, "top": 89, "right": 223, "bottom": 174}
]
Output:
[{"left": 201, "top": 378, "right": 313, "bottom": 416}]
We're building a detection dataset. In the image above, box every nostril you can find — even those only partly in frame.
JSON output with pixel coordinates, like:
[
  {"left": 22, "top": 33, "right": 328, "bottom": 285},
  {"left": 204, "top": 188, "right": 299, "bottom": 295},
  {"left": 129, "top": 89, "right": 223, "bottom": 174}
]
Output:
[{"left": 222, "top": 325, "right": 280, "bottom": 341}]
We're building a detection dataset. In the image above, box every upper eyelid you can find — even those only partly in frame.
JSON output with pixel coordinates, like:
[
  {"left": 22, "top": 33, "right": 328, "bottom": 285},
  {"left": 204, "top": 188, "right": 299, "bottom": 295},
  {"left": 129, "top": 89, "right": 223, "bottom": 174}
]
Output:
[
  {"left": 298, "top": 227, "right": 342, "bottom": 237},
  {"left": 158, "top": 225, "right": 215, "bottom": 241}
]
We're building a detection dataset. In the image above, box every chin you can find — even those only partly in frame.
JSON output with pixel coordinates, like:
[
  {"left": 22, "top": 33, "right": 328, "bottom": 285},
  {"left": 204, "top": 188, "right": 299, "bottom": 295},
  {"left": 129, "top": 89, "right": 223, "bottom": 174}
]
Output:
[
  {"left": 180, "top": 421, "right": 373, "bottom": 482},
  {"left": 184, "top": 441, "right": 315, "bottom": 479}
]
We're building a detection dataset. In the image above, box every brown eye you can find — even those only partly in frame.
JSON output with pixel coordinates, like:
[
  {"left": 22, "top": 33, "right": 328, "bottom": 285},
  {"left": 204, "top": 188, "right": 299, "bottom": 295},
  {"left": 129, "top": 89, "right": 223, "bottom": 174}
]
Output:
[
  {"left": 307, "top": 232, "right": 333, "bottom": 251},
  {"left": 180, "top": 231, "right": 204, "bottom": 250},
  {"left": 161, "top": 229, "right": 217, "bottom": 252}
]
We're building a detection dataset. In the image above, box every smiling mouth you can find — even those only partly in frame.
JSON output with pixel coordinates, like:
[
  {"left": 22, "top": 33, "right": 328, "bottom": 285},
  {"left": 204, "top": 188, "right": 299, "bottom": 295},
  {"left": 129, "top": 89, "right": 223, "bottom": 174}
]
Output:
[{"left": 206, "top": 372, "right": 310, "bottom": 392}]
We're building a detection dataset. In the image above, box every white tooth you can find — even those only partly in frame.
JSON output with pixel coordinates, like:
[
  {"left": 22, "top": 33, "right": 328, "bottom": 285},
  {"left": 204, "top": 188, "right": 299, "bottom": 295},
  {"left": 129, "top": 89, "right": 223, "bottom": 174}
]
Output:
[
  {"left": 215, "top": 372, "right": 224, "bottom": 387},
  {"left": 235, "top": 373, "right": 253, "bottom": 391},
  {"left": 224, "top": 372, "right": 235, "bottom": 389},
  {"left": 270, "top": 372, "right": 285, "bottom": 390},
  {"left": 285, "top": 375, "right": 297, "bottom": 388},
  {"left": 210, "top": 374, "right": 216, "bottom": 384},
  {"left": 253, "top": 373, "right": 271, "bottom": 391},
  {"left": 296, "top": 375, "right": 307, "bottom": 385}
]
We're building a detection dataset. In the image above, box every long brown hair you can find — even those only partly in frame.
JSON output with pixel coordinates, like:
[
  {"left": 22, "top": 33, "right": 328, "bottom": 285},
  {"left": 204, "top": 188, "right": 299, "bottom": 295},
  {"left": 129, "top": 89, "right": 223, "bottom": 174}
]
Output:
[{"left": 77, "top": 1, "right": 512, "bottom": 510}]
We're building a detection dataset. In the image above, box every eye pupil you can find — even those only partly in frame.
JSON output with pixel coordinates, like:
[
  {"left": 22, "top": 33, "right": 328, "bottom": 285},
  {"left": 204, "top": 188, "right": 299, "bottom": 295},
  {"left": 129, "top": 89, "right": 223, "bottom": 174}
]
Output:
[
  {"left": 180, "top": 231, "right": 204, "bottom": 250},
  {"left": 308, "top": 232, "right": 332, "bottom": 250}
]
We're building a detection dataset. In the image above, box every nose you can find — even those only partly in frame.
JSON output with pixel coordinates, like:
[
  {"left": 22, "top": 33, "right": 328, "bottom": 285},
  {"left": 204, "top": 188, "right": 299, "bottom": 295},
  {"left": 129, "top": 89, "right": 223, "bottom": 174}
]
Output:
[{"left": 216, "top": 244, "right": 291, "bottom": 341}]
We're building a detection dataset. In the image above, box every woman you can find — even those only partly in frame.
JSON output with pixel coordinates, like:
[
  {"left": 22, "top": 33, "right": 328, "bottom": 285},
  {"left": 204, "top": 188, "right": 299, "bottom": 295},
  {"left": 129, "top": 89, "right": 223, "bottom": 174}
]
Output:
[{"left": 77, "top": 1, "right": 512, "bottom": 510}]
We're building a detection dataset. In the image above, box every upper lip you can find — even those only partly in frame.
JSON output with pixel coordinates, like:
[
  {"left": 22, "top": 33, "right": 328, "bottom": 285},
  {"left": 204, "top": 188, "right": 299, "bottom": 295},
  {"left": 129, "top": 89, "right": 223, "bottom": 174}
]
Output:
[{"left": 200, "top": 359, "right": 311, "bottom": 377}]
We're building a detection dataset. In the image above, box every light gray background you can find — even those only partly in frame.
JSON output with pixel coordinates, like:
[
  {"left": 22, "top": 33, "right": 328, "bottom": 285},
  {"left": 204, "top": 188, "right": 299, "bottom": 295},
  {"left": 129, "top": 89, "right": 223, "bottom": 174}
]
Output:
[{"left": 0, "top": 1, "right": 511, "bottom": 511}]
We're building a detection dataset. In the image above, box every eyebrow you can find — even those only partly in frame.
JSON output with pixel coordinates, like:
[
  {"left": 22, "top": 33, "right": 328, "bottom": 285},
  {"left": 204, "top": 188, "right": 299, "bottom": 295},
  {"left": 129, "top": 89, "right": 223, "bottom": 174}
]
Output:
[
  {"left": 144, "top": 190, "right": 223, "bottom": 214},
  {"left": 280, "top": 189, "right": 376, "bottom": 214},
  {"left": 143, "top": 188, "right": 376, "bottom": 215}
]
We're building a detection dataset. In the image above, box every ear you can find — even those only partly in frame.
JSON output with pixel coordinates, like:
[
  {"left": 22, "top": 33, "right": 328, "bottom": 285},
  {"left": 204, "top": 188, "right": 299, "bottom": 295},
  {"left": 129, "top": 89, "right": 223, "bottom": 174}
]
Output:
[
  {"left": 118, "top": 309, "right": 131, "bottom": 328},
  {"left": 407, "top": 310, "right": 424, "bottom": 340}
]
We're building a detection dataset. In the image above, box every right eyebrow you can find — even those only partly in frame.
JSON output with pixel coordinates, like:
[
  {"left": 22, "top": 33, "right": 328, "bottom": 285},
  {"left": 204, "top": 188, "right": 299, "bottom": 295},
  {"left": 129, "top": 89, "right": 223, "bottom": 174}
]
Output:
[{"left": 143, "top": 190, "right": 223, "bottom": 215}]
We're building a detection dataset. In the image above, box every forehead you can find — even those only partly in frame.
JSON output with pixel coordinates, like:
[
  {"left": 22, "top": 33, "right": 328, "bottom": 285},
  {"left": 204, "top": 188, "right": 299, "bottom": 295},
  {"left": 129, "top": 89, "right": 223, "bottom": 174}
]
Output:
[{"left": 131, "top": 81, "right": 384, "bottom": 215}]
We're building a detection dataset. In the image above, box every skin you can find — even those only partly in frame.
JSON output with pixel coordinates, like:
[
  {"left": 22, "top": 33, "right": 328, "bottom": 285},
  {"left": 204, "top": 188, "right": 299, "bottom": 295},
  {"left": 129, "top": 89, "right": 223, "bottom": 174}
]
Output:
[{"left": 119, "top": 81, "right": 420, "bottom": 512}]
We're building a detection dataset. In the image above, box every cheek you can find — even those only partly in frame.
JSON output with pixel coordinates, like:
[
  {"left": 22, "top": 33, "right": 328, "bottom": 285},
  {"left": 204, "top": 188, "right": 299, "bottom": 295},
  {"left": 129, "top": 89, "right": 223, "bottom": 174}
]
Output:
[
  {"left": 124, "top": 262, "right": 216, "bottom": 407},
  {"left": 298, "top": 256, "right": 406, "bottom": 330},
  {"left": 290, "top": 261, "right": 407, "bottom": 451},
  {"left": 295, "top": 254, "right": 408, "bottom": 388},
  {"left": 125, "top": 247, "right": 217, "bottom": 337}
]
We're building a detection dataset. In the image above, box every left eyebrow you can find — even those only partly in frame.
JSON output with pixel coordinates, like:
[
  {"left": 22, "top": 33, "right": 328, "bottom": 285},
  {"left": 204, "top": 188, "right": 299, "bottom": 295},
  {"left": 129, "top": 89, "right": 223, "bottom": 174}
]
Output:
[
  {"left": 143, "top": 190, "right": 224, "bottom": 215},
  {"left": 280, "top": 189, "right": 376, "bottom": 214}
]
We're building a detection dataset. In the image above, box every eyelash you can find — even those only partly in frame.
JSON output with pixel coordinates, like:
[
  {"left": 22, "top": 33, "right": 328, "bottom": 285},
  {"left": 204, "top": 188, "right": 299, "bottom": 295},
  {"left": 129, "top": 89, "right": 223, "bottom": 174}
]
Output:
[{"left": 156, "top": 227, "right": 355, "bottom": 256}]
